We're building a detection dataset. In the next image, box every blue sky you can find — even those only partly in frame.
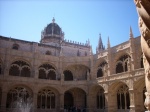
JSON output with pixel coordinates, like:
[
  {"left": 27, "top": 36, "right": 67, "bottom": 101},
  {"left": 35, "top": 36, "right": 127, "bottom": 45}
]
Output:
[{"left": 0, "top": 0, "right": 140, "bottom": 53}]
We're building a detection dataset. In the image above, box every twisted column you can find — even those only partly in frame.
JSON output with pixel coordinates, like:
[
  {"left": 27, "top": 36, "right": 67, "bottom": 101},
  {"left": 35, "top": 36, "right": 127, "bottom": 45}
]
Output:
[{"left": 134, "top": 0, "right": 150, "bottom": 111}]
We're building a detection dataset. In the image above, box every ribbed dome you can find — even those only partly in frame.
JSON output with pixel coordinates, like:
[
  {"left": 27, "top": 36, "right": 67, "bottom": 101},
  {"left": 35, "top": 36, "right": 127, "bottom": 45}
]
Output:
[{"left": 45, "top": 18, "right": 61, "bottom": 35}]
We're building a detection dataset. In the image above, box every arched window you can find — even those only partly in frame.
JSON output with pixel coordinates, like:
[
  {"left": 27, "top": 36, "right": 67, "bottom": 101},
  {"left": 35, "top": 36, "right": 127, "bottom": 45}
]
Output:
[
  {"left": 116, "top": 55, "right": 130, "bottom": 74},
  {"left": 38, "top": 64, "right": 56, "bottom": 80},
  {"left": 37, "top": 88, "right": 55, "bottom": 109},
  {"left": 117, "top": 85, "right": 130, "bottom": 109},
  {"left": 97, "top": 88, "right": 105, "bottom": 109},
  {"left": 9, "top": 60, "right": 31, "bottom": 77},
  {"left": 64, "top": 70, "right": 73, "bottom": 81},
  {"left": 97, "top": 68, "right": 103, "bottom": 77},
  {"left": 6, "top": 87, "right": 32, "bottom": 108},
  {"left": 45, "top": 51, "right": 51, "bottom": 55},
  {"left": 12, "top": 44, "right": 19, "bottom": 50},
  {"left": 97, "top": 61, "right": 107, "bottom": 78},
  {"left": 116, "top": 62, "right": 123, "bottom": 73}
]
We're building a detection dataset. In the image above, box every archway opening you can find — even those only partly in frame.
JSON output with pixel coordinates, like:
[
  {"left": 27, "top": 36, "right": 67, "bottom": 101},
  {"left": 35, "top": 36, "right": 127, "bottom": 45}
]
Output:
[
  {"left": 64, "top": 88, "right": 86, "bottom": 111},
  {"left": 64, "top": 92, "right": 74, "bottom": 109}
]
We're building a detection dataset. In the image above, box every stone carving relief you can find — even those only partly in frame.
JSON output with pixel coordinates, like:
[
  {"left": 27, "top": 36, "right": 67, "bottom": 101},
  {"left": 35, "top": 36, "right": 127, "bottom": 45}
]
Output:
[{"left": 134, "top": 0, "right": 150, "bottom": 110}]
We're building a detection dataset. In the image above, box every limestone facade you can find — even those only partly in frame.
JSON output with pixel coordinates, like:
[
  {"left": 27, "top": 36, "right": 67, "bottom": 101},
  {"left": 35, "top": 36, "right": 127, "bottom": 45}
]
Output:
[{"left": 0, "top": 19, "right": 146, "bottom": 112}]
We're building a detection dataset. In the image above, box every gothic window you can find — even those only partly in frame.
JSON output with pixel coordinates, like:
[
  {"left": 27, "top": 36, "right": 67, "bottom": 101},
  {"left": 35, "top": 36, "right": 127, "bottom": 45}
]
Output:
[
  {"left": 97, "top": 68, "right": 103, "bottom": 77},
  {"left": 97, "top": 61, "right": 107, "bottom": 78},
  {"left": 38, "top": 64, "right": 56, "bottom": 80},
  {"left": 116, "top": 62, "right": 123, "bottom": 73},
  {"left": 12, "top": 44, "right": 19, "bottom": 50},
  {"left": 6, "top": 87, "right": 32, "bottom": 108},
  {"left": 9, "top": 60, "right": 31, "bottom": 77},
  {"left": 97, "top": 88, "right": 105, "bottom": 109},
  {"left": 116, "top": 55, "right": 130, "bottom": 74},
  {"left": 37, "top": 88, "right": 55, "bottom": 109},
  {"left": 45, "top": 51, "right": 51, "bottom": 55},
  {"left": 64, "top": 70, "right": 73, "bottom": 81},
  {"left": 141, "top": 57, "right": 144, "bottom": 68},
  {"left": 117, "top": 85, "right": 130, "bottom": 109}
]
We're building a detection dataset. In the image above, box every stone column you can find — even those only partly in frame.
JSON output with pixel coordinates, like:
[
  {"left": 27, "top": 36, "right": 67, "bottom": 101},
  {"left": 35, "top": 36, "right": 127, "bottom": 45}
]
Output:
[
  {"left": 60, "top": 93, "right": 64, "bottom": 111},
  {"left": 104, "top": 92, "right": 108, "bottom": 112},
  {"left": 134, "top": 0, "right": 150, "bottom": 111},
  {"left": 33, "top": 52, "right": 39, "bottom": 79},
  {"left": 33, "top": 92, "right": 37, "bottom": 111},
  {"left": 86, "top": 93, "right": 89, "bottom": 111},
  {"left": 129, "top": 89, "right": 135, "bottom": 112}
]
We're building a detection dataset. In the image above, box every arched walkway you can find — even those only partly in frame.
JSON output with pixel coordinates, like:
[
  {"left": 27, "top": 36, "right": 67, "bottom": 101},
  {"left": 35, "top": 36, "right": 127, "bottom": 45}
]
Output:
[
  {"left": 89, "top": 85, "right": 105, "bottom": 111},
  {"left": 108, "top": 81, "right": 130, "bottom": 112},
  {"left": 64, "top": 87, "right": 86, "bottom": 111}
]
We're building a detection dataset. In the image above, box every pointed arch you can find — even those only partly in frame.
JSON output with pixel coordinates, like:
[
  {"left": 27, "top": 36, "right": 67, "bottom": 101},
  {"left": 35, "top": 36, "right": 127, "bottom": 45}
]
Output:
[
  {"left": 37, "top": 88, "right": 56, "bottom": 109},
  {"left": 117, "top": 85, "right": 130, "bottom": 109},
  {"left": 116, "top": 54, "right": 131, "bottom": 73},
  {"left": 97, "top": 88, "right": 105, "bottom": 109},
  {"left": 97, "top": 61, "right": 108, "bottom": 77}
]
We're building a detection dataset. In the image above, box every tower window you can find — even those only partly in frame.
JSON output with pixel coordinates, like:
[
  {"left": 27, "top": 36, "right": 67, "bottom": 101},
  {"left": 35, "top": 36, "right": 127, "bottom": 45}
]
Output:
[{"left": 12, "top": 44, "right": 19, "bottom": 50}]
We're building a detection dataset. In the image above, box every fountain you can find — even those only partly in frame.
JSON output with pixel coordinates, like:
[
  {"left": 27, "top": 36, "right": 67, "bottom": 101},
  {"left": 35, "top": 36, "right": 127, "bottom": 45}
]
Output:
[{"left": 10, "top": 88, "right": 33, "bottom": 112}]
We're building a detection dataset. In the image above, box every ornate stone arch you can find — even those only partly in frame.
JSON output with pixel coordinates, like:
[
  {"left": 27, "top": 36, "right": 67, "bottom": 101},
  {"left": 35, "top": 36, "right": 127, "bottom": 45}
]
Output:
[
  {"left": 6, "top": 85, "right": 33, "bottom": 108},
  {"left": 108, "top": 81, "right": 130, "bottom": 110},
  {"left": 89, "top": 85, "right": 105, "bottom": 110},
  {"left": 115, "top": 54, "right": 131, "bottom": 73},
  {"left": 9, "top": 59, "right": 31, "bottom": 77},
  {"left": 38, "top": 63, "right": 57, "bottom": 80},
  {"left": 37, "top": 86, "right": 59, "bottom": 109},
  {"left": 97, "top": 61, "right": 108, "bottom": 78}
]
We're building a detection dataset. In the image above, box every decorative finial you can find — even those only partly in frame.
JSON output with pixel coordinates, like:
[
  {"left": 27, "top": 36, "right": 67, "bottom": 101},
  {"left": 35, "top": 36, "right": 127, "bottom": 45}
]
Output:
[
  {"left": 107, "top": 36, "right": 110, "bottom": 48},
  {"left": 52, "top": 17, "right": 55, "bottom": 23},
  {"left": 98, "top": 33, "right": 105, "bottom": 52},
  {"left": 130, "top": 26, "right": 134, "bottom": 38}
]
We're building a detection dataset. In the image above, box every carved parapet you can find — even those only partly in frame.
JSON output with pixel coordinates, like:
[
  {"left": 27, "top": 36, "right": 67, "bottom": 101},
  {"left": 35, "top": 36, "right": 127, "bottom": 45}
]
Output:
[{"left": 134, "top": 0, "right": 150, "bottom": 111}]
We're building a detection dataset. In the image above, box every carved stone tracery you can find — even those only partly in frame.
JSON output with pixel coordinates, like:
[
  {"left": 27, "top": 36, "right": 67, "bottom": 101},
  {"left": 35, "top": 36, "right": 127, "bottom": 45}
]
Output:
[{"left": 134, "top": 0, "right": 150, "bottom": 111}]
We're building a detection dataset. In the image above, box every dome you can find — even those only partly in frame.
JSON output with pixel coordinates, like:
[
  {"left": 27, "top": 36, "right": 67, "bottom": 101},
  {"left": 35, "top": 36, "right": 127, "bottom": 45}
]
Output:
[{"left": 45, "top": 18, "right": 61, "bottom": 35}]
